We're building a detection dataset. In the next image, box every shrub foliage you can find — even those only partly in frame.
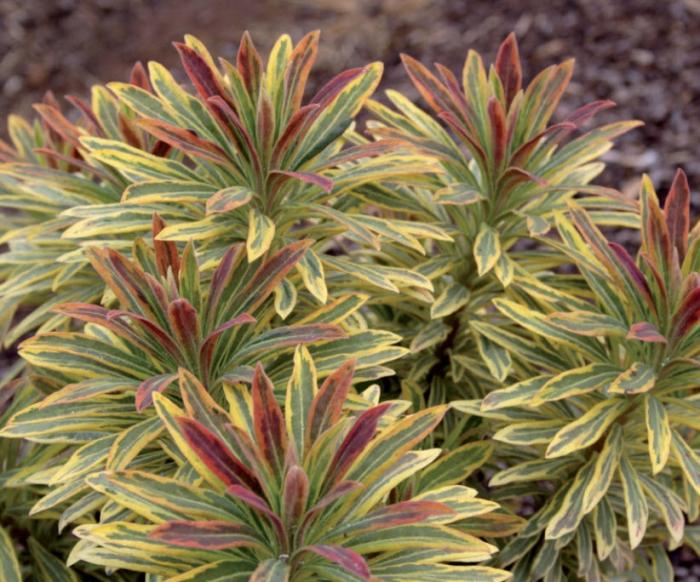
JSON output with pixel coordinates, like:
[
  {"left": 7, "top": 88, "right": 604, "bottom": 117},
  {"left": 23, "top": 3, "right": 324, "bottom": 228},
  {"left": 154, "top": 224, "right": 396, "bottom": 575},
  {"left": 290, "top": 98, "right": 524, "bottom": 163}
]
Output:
[{"left": 0, "top": 30, "right": 697, "bottom": 581}]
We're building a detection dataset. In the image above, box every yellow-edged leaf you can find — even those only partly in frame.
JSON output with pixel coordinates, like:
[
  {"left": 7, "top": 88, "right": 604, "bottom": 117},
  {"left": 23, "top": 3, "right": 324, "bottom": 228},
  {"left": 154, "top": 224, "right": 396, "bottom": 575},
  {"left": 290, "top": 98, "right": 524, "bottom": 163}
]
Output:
[
  {"left": 473, "top": 224, "right": 500, "bottom": 277},
  {"left": 246, "top": 209, "right": 275, "bottom": 262},
  {"left": 644, "top": 395, "right": 671, "bottom": 475},
  {"left": 546, "top": 398, "right": 627, "bottom": 458}
]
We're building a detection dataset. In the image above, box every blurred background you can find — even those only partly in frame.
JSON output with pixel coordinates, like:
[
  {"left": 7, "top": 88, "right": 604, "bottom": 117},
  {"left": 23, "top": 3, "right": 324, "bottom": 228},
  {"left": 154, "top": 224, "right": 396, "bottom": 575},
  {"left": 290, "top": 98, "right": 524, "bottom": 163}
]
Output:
[{"left": 0, "top": 0, "right": 699, "bottom": 198}]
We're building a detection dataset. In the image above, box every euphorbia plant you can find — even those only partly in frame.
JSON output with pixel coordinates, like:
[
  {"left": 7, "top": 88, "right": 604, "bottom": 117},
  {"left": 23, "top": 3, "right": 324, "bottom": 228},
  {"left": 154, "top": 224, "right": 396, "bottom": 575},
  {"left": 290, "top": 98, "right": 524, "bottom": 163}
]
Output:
[
  {"left": 67, "top": 31, "right": 449, "bottom": 302},
  {"left": 458, "top": 170, "right": 700, "bottom": 579},
  {"left": 72, "top": 350, "right": 508, "bottom": 580},
  {"left": 0, "top": 28, "right": 697, "bottom": 582},
  {"left": 366, "top": 34, "right": 640, "bottom": 406},
  {"left": 0, "top": 221, "right": 405, "bottom": 540},
  {"left": 0, "top": 71, "right": 169, "bottom": 348}
]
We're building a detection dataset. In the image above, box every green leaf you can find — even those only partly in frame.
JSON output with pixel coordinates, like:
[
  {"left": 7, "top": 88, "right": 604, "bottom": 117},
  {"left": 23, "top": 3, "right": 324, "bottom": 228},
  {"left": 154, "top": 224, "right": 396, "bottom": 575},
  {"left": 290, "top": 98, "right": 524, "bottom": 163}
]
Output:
[
  {"left": 473, "top": 224, "right": 501, "bottom": 277},
  {"left": 250, "top": 559, "right": 291, "bottom": 581},
  {"left": 418, "top": 442, "right": 493, "bottom": 491},
  {"left": 609, "top": 362, "right": 656, "bottom": 395},
  {"left": 481, "top": 376, "right": 548, "bottom": 411},
  {"left": 274, "top": 277, "right": 297, "bottom": 320},
  {"left": 547, "top": 310, "right": 627, "bottom": 337},
  {"left": 493, "top": 420, "right": 564, "bottom": 446},
  {"left": 474, "top": 333, "right": 511, "bottom": 383},
  {"left": 206, "top": 186, "right": 254, "bottom": 215},
  {"left": 430, "top": 282, "right": 470, "bottom": 319},
  {"left": 297, "top": 248, "right": 327, "bottom": 304},
  {"left": 618, "top": 454, "right": 649, "bottom": 549},
  {"left": 490, "top": 457, "right": 575, "bottom": 487},
  {"left": 545, "top": 456, "right": 596, "bottom": 539},
  {"left": 534, "top": 363, "right": 618, "bottom": 404},
  {"left": 644, "top": 395, "right": 671, "bottom": 474},
  {"left": 592, "top": 498, "right": 616, "bottom": 561},
  {"left": 546, "top": 398, "right": 627, "bottom": 458},
  {"left": 247, "top": 209, "right": 275, "bottom": 262},
  {"left": 434, "top": 183, "right": 484, "bottom": 205},
  {"left": 671, "top": 430, "right": 700, "bottom": 495},
  {"left": 285, "top": 345, "right": 317, "bottom": 460},
  {"left": 581, "top": 424, "right": 622, "bottom": 513},
  {"left": 28, "top": 538, "right": 79, "bottom": 582},
  {"left": 0, "top": 526, "right": 21, "bottom": 582}
]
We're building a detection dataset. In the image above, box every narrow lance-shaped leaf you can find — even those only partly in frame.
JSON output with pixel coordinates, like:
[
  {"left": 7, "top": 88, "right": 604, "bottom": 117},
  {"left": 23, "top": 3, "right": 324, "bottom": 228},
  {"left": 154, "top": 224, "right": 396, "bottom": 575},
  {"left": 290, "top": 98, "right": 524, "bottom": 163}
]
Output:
[
  {"left": 645, "top": 395, "right": 671, "bottom": 474},
  {"left": 247, "top": 209, "right": 275, "bottom": 262},
  {"left": 285, "top": 345, "right": 317, "bottom": 459},
  {"left": 252, "top": 363, "right": 287, "bottom": 472},
  {"left": 473, "top": 224, "right": 501, "bottom": 277},
  {"left": 618, "top": 455, "right": 649, "bottom": 549},
  {"left": 150, "top": 520, "right": 261, "bottom": 550},
  {"left": 546, "top": 398, "right": 627, "bottom": 458},
  {"left": 306, "top": 359, "right": 355, "bottom": 443}
]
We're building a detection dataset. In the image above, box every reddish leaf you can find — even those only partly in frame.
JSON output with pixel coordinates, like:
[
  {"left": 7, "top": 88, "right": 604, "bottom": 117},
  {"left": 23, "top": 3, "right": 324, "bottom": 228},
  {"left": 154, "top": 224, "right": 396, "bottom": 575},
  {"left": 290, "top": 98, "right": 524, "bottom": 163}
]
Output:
[
  {"left": 243, "top": 324, "right": 346, "bottom": 357},
  {"left": 285, "top": 30, "right": 320, "bottom": 112},
  {"left": 205, "top": 243, "right": 247, "bottom": 328},
  {"left": 282, "top": 465, "right": 309, "bottom": 527},
  {"left": 438, "top": 110, "right": 488, "bottom": 167},
  {"left": 199, "top": 313, "right": 256, "bottom": 375},
  {"left": 174, "top": 42, "right": 228, "bottom": 103},
  {"left": 150, "top": 520, "right": 259, "bottom": 550},
  {"left": 252, "top": 363, "right": 287, "bottom": 471},
  {"left": 609, "top": 242, "right": 655, "bottom": 313},
  {"left": 495, "top": 33, "right": 522, "bottom": 106},
  {"left": 87, "top": 247, "right": 157, "bottom": 317},
  {"left": 500, "top": 166, "right": 547, "bottom": 189},
  {"left": 510, "top": 122, "right": 576, "bottom": 167},
  {"left": 129, "top": 61, "right": 152, "bottom": 92},
  {"left": 673, "top": 287, "right": 700, "bottom": 339},
  {"left": 53, "top": 303, "right": 172, "bottom": 359},
  {"left": 256, "top": 91, "right": 276, "bottom": 159},
  {"left": 642, "top": 184, "right": 673, "bottom": 272},
  {"left": 239, "top": 239, "right": 312, "bottom": 314},
  {"left": 307, "top": 359, "right": 356, "bottom": 443},
  {"left": 310, "top": 67, "right": 364, "bottom": 108},
  {"left": 434, "top": 63, "right": 471, "bottom": 122},
  {"left": 237, "top": 31, "right": 264, "bottom": 96},
  {"left": 664, "top": 169, "right": 690, "bottom": 262},
  {"left": 135, "top": 373, "right": 178, "bottom": 411},
  {"left": 178, "top": 417, "right": 258, "bottom": 489},
  {"left": 106, "top": 309, "right": 181, "bottom": 361},
  {"left": 207, "top": 95, "right": 262, "bottom": 173},
  {"left": 626, "top": 322, "right": 667, "bottom": 344},
  {"left": 118, "top": 113, "right": 143, "bottom": 148},
  {"left": 152, "top": 213, "right": 180, "bottom": 279},
  {"left": 271, "top": 103, "right": 319, "bottom": 165},
  {"left": 303, "top": 544, "right": 370, "bottom": 580},
  {"left": 401, "top": 54, "right": 452, "bottom": 115},
  {"left": 488, "top": 97, "right": 507, "bottom": 168},
  {"left": 361, "top": 500, "right": 454, "bottom": 530},
  {"left": 33, "top": 147, "right": 104, "bottom": 177},
  {"left": 137, "top": 118, "right": 229, "bottom": 165},
  {"left": 298, "top": 480, "right": 363, "bottom": 544},
  {"left": 150, "top": 139, "right": 172, "bottom": 157},
  {"left": 65, "top": 94, "right": 103, "bottom": 134},
  {"left": 326, "top": 403, "right": 391, "bottom": 485},
  {"left": 271, "top": 170, "right": 333, "bottom": 193},
  {"left": 565, "top": 100, "right": 616, "bottom": 127},
  {"left": 167, "top": 298, "right": 200, "bottom": 366},
  {"left": 226, "top": 484, "right": 286, "bottom": 547},
  {"left": 32, "top": 104, "right": 82, "bottom": 149}
]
